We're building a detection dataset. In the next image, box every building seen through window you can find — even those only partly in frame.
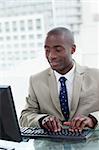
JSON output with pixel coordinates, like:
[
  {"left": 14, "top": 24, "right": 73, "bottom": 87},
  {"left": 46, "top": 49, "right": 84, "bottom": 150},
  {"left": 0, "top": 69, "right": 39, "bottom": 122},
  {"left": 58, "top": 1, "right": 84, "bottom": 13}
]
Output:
[{"left": 0, "top": 0, "right": 99, "bottom": 117}]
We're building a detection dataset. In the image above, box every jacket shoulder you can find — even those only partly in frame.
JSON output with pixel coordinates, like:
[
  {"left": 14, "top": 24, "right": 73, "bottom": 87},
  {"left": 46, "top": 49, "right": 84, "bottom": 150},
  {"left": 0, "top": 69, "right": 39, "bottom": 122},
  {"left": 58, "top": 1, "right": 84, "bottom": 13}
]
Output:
[
  {"left": 75, "top": 62, "right": 99, "bottom": 76},
  {"left": 30, "top": 67, "right": 51, "bottom": 81},
  {"left": 85, "top": 67, "right": 99, "bottom": 75}
]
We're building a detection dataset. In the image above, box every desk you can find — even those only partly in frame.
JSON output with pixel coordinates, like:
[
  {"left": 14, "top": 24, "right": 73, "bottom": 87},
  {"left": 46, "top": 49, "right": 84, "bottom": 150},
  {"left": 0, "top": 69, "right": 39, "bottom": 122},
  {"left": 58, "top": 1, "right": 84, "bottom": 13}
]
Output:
[
  {"left": 0, "top": 129, "right": 99, "bottom": 150},
  {"left": 33, "top": 129, "right": 99, "bottom": 150}
]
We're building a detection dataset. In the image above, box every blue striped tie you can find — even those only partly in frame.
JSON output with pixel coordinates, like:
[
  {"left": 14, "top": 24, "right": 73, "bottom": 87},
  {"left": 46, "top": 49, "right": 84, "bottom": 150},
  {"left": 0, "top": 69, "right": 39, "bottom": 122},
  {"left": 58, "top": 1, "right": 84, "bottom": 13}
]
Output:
[{"left": 59, "top": 77, "right": 69, "bottom": 121}]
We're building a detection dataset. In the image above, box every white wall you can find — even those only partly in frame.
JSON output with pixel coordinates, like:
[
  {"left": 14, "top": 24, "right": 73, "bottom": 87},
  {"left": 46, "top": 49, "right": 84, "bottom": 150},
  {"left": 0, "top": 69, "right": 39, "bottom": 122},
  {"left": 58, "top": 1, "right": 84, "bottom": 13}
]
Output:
[{"left": 80, "top": 0, "right": 99, "bottom": 68}]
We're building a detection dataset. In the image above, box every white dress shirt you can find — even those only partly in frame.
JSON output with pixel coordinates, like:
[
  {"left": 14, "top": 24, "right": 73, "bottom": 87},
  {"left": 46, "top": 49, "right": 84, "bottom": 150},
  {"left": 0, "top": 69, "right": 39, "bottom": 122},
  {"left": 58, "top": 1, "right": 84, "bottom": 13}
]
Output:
[{"left": 54, "top": 63, "right": 75, "bottom": 110}]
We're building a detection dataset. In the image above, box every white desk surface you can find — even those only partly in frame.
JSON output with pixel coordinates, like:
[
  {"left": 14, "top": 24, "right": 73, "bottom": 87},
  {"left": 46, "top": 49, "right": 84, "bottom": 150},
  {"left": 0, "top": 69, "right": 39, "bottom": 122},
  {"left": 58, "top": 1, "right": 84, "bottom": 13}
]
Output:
[{"left": 0, "top": 139, "right": 35, "bottom": 150}]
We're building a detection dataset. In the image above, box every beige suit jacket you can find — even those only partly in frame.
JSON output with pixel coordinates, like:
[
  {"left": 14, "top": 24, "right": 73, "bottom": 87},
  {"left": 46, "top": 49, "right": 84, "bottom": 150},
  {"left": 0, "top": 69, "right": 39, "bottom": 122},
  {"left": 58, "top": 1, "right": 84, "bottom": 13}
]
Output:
[{"left": 19, "top": 62, "right": 99, "bottom": 127}]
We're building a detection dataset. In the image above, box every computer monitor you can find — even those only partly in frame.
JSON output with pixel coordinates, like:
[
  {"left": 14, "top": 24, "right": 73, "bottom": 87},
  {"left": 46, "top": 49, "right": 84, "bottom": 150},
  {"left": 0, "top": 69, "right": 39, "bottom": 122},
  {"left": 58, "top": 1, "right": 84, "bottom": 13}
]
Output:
[{"left": 0, "top": 85, "right": 22, "bottom": 142}]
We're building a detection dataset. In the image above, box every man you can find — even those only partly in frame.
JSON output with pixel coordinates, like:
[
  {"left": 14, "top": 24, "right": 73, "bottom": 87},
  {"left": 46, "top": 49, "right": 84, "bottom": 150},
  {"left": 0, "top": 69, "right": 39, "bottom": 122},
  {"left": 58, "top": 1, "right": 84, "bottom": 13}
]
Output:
[{"left": 19, "top": 27, "right": 99, "bottom": 132}]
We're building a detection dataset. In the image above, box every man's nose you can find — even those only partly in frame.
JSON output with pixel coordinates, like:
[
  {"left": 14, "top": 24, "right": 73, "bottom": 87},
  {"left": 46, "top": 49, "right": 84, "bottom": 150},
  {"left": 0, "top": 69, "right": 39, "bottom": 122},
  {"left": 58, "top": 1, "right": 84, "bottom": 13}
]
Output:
[{"left": 49, "top": 49, "right": 57, "bottom": 59}]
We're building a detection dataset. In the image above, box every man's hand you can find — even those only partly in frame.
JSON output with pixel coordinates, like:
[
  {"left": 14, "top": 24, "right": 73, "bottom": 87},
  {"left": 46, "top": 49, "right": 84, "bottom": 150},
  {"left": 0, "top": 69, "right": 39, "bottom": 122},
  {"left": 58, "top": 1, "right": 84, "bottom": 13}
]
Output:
[
  {"left": 63, "top": 115, "right": 95, "bottom": 132},
  {"left": 41, "top": 115, "right": 62, "bottom": 132}
]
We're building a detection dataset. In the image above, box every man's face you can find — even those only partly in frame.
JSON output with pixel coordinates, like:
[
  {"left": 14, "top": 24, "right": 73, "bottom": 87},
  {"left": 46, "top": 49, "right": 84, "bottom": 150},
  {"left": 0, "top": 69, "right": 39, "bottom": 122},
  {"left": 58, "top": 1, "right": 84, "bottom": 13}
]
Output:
[{"left": 44, "top": 33, "right": 76, "bottom": 74}]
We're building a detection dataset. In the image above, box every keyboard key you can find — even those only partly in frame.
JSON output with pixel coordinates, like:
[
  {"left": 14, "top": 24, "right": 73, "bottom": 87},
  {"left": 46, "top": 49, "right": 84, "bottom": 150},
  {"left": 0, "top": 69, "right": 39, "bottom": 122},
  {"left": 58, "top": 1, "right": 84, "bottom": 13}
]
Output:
[{"left": 21, "top": 127, "right": 95, "bottom": 141}]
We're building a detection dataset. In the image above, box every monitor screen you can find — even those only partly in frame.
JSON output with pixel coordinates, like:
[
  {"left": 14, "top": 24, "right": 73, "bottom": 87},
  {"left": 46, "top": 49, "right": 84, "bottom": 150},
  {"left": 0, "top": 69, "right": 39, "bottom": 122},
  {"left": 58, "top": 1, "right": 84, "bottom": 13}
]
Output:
[{"left": 0, "top": 85, "right": 22, "bottom": 142}]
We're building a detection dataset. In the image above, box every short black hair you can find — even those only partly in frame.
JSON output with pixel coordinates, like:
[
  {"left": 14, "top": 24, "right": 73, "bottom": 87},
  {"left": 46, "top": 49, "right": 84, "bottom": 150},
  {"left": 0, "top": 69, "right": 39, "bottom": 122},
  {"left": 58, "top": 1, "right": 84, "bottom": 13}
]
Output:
[{"left": 47, "top": 27, "right": 74, "bottom": 44}]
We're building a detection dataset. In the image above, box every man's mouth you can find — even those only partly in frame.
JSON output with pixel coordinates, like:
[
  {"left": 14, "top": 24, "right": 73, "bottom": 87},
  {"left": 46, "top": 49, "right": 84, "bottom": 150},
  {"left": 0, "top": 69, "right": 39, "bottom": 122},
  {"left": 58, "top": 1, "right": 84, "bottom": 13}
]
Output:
[{"left": 50, "top": 61, "right": 59, "bottom": 66}]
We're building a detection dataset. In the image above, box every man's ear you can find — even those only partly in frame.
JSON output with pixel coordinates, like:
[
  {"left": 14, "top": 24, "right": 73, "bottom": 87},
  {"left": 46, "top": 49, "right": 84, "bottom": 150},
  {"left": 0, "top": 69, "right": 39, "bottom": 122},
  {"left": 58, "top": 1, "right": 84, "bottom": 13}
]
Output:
[{"left": 71, "top": 44, "right": 76, "bottom": 54}]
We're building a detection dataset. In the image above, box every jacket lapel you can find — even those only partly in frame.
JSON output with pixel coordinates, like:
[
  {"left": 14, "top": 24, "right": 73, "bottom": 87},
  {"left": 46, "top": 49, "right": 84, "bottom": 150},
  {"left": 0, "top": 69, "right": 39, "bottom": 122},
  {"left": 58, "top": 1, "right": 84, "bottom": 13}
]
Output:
[
  {"left": 70, "top": 63, "right": 85, "bottom": 119},
  {"left": 48, "top": 69, "right": 63, "bottom": 116}
]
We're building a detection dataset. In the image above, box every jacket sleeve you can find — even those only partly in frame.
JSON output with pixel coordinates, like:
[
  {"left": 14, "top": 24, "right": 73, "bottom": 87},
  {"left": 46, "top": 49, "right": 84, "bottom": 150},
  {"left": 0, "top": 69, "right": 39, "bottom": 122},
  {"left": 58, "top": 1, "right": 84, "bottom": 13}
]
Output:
[
  {"left": 90, "top": 112, "right": 99, "bottom": 128},
  {"left": 19, "top": 76, "right": 48, "bottom": 127}
]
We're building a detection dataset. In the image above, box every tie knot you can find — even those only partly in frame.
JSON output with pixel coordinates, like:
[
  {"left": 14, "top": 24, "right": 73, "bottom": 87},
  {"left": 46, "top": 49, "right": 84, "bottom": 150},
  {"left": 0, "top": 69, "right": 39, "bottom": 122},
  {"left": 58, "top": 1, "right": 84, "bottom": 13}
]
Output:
[{"left": 59, "top": 77, "right": 66, "bottom": 83}]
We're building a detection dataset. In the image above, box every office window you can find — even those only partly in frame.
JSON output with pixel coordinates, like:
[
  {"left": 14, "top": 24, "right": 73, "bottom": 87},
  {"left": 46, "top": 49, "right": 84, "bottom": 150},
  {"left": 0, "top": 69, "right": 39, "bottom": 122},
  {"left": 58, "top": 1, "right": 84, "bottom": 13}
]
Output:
[
  {"left": 13, "top": 35, "right": 18, "bottom": 40},
  {"left": 36, "top": 18, "right": 41, "bottom": 29},
  {"left": 21, "top": 35, "right": 26, "bottom": 40},
  {"left": 1, "top": 56, "right": 5, "bottom": 61},
  {"left": 29, "top": 43, "right": 34, "bottom": 47},
  {"left": 27, "top": 19, "right": 33, "bottom": 30},
  {"left": 0, "top": 36, "right": 4, "bottom": 41},
  {"left": 6, "top": 36, "right": 11, "bottom": 41},
  {"left": 6, "top": 44, "right": 11, "bottom": 49},
  {"left": 29, "top": 34, "right": 34, "bottom": 39},
  {"left": 0, "top": 23, "right": 2, "bottom": 32},
  {"left": 20, "top": 20, "right": 25, "bottom": 31},
  {"left": 21, "top": 43, "right": 27, "bottom": 48},
  {"left": 37, "top": 34, "right": 42, "bottom": 39},
  {"left": 7, "top": 51, "right": 12, "bottom": 54},
  {"left": 37, "top": 42, "right": 43, "bottom": 47},
  {"left": 14, "top": 43, "right": 19, "bottom": 48},
  {"left": 12, "top": 21, "right": 18, "bottom": 32},
  {"left": 0, "top": 51, "right": 5, "bottom": 55},
  {"left": 15, "top": 51, "right": 20, "bottom": 54},
  {"left": 5, "top": 22, "right": 10, "bottom": 32}
]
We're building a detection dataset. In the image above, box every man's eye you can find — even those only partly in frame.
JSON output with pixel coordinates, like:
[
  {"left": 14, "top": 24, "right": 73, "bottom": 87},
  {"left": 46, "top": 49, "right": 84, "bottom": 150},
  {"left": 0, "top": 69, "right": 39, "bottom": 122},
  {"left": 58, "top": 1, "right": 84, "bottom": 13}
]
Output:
[
  {"left": 56, "top": 47, "right": 62, "bottom": 52},
  {"left": 45, "top": 49, "right": 50, "bottom": 52}
]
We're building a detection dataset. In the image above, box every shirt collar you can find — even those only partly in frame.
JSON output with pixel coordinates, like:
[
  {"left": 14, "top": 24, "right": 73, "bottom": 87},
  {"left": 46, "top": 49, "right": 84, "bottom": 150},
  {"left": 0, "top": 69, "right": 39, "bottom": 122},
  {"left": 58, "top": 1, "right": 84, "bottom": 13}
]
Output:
[{"left": 54, "top": 63, "right": 75, "bottom": 83}]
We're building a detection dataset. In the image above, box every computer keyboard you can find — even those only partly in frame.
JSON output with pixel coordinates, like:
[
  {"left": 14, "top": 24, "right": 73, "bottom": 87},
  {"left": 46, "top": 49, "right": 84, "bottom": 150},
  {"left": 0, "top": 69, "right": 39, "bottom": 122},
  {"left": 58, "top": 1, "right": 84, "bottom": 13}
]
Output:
[{"left": 21, "top": 127, "right": 94, "bottom": 141}]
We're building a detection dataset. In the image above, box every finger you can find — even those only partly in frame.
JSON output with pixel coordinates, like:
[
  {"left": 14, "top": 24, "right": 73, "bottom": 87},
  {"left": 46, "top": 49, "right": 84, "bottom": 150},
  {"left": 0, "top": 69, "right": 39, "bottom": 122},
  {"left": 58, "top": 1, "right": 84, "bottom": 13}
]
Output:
[
  {"left": 54, "top": 117, "right": 62, "bottom": 132},
  {"left": 42, "top": 117, "right": 52, "bottom": 131},
  {"left": 71, "top": 119, "right": 88, "bottom": 132},
  {"left": 68, "top": 116, "right": 89, "bottom": 132},
  {"left": 49, "top": 117, "right": 57, "bottom": 132},
  {"left": 70, "top": 118, "right": 77, "bottom": 127},
  {"left": 75, "top": 118, "right": 86, "bottom": 128},
  {"left": 79, "top": 120, "right": 88, "bottom": 130},
  {"left": 42, "top": 121, "right": 50, "bottom": 131},
  {"left": 44, "top": 116, "right": 58, "bottom": 132},
  {"left": 63, "top": 121, "right": 71, "bottom": 126},
  {"left": 48, "top": 117, "right": 61, "bottom": 132},
  {"left": 72, "top": 116, "right": 86, "bottom": 127},
  {"left": 68, "top": 127, "right": 79, "bottom": 133}
]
